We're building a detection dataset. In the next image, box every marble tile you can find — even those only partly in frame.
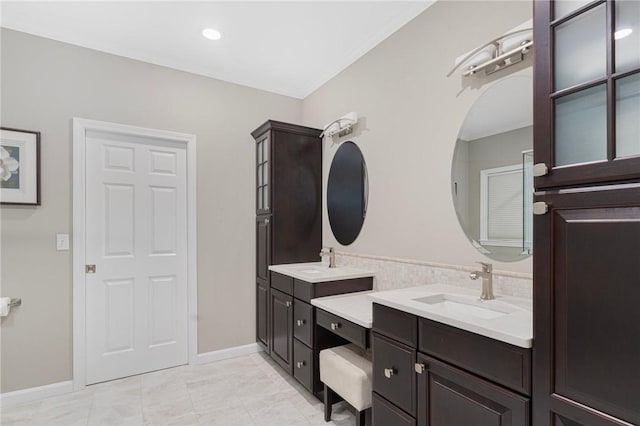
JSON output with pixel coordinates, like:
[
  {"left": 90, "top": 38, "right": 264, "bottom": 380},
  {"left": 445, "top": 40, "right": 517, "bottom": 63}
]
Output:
[
  {"left": 0, "top": 400, "right": 41, "bottom": 425},
  {"left": 5, "top": 353, "right": 359, "bottom": 426},
  {"left": 335, "top": 252, "right": 532, "bottom": 299}
]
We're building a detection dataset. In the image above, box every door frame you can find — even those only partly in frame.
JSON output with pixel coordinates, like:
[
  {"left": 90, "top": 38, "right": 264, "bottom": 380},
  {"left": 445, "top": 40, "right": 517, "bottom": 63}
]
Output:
[{"left": 72, "top": 118, "right": 198, "bottom": 390}]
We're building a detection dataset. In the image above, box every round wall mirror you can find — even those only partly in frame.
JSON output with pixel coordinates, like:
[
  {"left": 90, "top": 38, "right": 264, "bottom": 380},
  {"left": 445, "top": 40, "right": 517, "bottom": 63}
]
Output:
[
  {"left": 451, "top": 75, "right": 533, "bottom": 262},
  {"left": 327, "top": 141, "right": 368, "bottom": 245}
]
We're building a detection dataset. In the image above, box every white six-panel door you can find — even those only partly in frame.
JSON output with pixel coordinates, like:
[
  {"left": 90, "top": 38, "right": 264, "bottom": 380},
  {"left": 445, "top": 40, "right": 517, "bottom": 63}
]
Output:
[{"left": 85, "top": 130, "right": 188, "bottom": 384}]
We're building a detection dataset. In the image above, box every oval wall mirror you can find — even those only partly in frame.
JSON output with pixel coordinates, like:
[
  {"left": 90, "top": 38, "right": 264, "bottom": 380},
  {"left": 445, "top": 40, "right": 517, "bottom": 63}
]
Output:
[
  {"left": 451, "top": 75, "right": 533, "bottom": 262},
  {"left": 327, "top": 141, "right": 368, "bottom": 245}
]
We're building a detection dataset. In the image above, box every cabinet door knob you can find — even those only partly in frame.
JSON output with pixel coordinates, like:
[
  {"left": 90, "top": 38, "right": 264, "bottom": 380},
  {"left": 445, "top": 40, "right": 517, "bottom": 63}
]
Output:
[
  {"left": 415, "top": 363, "right": 426, "bottom": 374},
  {"left": 330, "top": 322, "right": 340, "bottom": 330},
  {"left": 297, "top": 319, "right": 306, "bottom": 326},
  {"left": 384, "top": 368, "right": 395, "bottom": 379},
  {"left": 297, "top": 361, "right": 306, "bottom": 369},
  {"left": 285, "top": 301, "right": 292, "bottom": 308},
  {"left": 264, "top": 218, "right": 270, "bottom": 224}
]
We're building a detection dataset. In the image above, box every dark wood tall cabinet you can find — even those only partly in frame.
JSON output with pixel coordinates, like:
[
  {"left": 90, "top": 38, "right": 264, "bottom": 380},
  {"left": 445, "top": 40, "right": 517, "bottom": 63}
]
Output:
[
  {"left": 533, "top": 2, "right": 640, "bottom": 425},
  {"left": 251, "top": 120, "right": 322, "bottom": 355}
]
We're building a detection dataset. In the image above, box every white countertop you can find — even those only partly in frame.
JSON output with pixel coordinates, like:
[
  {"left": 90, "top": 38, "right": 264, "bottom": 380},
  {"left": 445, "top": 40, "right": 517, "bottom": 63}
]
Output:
[
  {"left": 311, "top": 291, "right": 375, "bottom": 328},
  {"left": 269, "top": 262, "right": 375, "bottom": 283},
  {"left": 369, "top": 284, "right": 533, "bottom": 348}
]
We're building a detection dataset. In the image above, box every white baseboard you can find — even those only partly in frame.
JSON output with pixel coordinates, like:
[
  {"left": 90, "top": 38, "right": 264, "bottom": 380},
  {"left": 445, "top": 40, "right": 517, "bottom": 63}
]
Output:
[
  {"left": 0, "top": 380, "right": 73, "bottom": 406},
  {"left": 195, "top": 342, "right": 263, "bottom": 365}
]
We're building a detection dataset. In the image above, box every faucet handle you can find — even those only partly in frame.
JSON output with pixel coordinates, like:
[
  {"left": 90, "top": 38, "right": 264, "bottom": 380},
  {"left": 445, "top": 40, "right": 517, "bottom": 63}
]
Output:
[{"left": 476, "top": 261, "right": 492, "bottom": 272}]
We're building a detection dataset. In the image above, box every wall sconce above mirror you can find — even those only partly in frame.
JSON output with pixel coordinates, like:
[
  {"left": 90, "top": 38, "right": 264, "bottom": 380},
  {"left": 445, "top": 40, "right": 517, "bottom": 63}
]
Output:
[
  {"left": 451, "top": 75, "right": 533, "bottom": 262},
  {"left": 327, "top": 141, "right": 368, "bottom": 246},
  {"left": 448, "top": 21, "right": 533, "bottom": 78}
]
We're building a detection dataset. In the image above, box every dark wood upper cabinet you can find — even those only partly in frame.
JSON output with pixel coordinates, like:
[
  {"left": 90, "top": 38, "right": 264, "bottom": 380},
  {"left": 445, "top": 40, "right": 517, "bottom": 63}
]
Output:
[
  {"left": 534, "top": 2, "right": 640, "bottom": 424},
  {"left": 534, "top": 0, "right": 640, "bottom": 189},
  {"left": 252, "top": 120, "right": 322, "bottom": 265}
]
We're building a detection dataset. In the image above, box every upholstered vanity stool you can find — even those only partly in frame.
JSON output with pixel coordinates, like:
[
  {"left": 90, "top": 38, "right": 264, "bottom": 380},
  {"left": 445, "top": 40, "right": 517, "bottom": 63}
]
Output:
[{"left": 319, "top": 344, "right": 373, "bottom": 426}]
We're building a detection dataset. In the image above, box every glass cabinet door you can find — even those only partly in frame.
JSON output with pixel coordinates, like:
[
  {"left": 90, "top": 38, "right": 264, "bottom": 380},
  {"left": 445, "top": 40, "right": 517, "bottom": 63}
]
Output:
[
  {"left": 535, "top": 0, "right": 640, "bottom": 188},
  {"left": 256, "top": 135, "right": 270, "bottom": 213}
]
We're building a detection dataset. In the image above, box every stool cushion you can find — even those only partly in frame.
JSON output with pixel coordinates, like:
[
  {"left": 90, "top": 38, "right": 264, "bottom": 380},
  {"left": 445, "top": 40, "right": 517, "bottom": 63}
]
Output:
[{"left": 320, "top": 344, "right": 372, "bottom": 411}]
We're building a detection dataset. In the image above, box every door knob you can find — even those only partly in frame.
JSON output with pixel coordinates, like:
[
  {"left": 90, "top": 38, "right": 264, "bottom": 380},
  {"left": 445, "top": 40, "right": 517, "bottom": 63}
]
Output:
[
  {"left": 296, "top": 319, "right": 306, "bottom": 326},
  {"left": 285, "top": 301, "right": 292, "bottom": 308},
  {"left": 330, "top": 322, "right": 340, "bottom": 330},
  {"left": 415, "top": 363, "right": 425, "bottom": 374},
  {"left": 384, "top": 368, "right": 395, "bottom": 379},
  {"left": 297, "top": 361, "right": 306, "bottom": 369}
]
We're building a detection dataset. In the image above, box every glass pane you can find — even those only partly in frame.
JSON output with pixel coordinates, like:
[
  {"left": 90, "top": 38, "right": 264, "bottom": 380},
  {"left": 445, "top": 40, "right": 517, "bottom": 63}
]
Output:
[
  {"left": 615, "top": 0, "right": 640, "bottom": 72},
  {"left": 257, "top": 141, "right": 263, "bottom": 163},
  {"left": 258, "top": 187, "right": 263, "bottom": 209},
  {"left": 258, "top": 164, "right": 263, "bottom": 186},
  {"left": 264, "top": 137, "right": 269, "bottom": 163},
  {"left": 264, "top": 186, "right": 269, "bottom": 209},
  {"left": 554, "top": 4, "right": 606, "bottom": 91},
  {"left": 616, "top": 73, "right": 640, "bottom": 158},
  {"left": 555, "top": 84, "right": 607, "bottom": 166},
  {"left": 554, "top": 0, "right": 593, "bottom": 20},
  {"left": 262, "top": 163, "right": 269, "bottom": 185}
]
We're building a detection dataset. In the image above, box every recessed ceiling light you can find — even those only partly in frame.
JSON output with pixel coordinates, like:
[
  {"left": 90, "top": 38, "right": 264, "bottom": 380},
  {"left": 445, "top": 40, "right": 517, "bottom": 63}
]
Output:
[
  {"left": 202, "top": 28, "right": 222, "bottom": 41},
  {"left": 614, "top": 28, "right": 633, "bottom": 40}
]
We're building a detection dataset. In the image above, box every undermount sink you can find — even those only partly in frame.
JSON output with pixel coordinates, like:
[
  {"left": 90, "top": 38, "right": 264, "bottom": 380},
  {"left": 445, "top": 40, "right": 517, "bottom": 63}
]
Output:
[
  {"left": 412, "top": 293, "right": 519, "bottom": 320},
  {"left": 298, "top": 269, "right": 322, "bottom": 274}
]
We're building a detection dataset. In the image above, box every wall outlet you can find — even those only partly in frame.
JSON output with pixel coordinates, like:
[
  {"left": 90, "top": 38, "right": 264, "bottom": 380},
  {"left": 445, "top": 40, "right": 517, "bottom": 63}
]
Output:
[{"left": 56, "top": 234, "right": 70, "bottom": 251}]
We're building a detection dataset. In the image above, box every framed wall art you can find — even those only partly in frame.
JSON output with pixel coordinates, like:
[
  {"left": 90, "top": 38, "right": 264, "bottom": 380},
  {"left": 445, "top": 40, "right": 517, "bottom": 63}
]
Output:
[{"left": 1, "top": 127, "right": 41, "bottom": 205}]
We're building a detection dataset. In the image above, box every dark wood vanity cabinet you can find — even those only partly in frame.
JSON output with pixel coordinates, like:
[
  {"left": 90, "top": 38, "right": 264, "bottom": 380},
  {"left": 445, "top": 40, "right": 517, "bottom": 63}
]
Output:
[
  {"left": 372, "top": 303, "right": 531, "bottom": 426},
  {"left": 533, "top": 2, "right": 640, "bottom": 425},
  {"left": 271, "top": 288, "right": 294, "bottom": 372},
  {"left": 272, "top": 271, "right": 373, "bottom": 395},
  {"left": 251, "top": 121, "right": 322, "bottom": 354}
]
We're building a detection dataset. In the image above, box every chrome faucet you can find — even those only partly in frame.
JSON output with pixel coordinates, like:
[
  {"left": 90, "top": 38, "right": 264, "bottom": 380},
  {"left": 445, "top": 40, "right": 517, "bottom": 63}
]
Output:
[
  {"left": 469, "top": 262, "right": 495, "bottom": 300},
  {"left": 320, "top": 247, "right": 336, "bottom": 268}
]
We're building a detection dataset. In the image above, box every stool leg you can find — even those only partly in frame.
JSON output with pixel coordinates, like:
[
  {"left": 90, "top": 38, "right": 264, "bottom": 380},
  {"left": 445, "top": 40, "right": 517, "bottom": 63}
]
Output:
[
  {"left": 356, "top": 409, "right": 366, "bottom": 426},
  {"left": 324, "top": 384, "right": 333, "bottom": 422}
]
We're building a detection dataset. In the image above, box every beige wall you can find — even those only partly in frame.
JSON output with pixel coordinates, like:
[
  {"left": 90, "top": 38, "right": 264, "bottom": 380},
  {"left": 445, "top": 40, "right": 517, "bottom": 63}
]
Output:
[
  {"left": 302, "top": 1, "right": 533, "bottom": 274},
  {"left": 0, "top": 29, "right": 301, "bottom": 392}
]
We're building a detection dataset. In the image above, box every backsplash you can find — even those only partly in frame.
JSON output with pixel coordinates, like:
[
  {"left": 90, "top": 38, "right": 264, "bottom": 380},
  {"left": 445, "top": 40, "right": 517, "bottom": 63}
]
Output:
[{"left": 333, "top": 252, "right": 532, "bottom": 299}]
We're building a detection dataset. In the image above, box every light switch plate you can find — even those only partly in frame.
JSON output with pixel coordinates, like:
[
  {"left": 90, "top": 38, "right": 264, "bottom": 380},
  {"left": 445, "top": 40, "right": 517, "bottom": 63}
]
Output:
[{"left": 56, "top": 234, "right": 70, "bottom": 251}]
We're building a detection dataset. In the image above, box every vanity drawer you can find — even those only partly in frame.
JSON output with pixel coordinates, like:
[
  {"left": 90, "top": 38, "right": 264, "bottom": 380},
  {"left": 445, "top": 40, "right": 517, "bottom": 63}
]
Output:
[
  {"left": 372, "top": 332, "right": 416, "bottom": 416},
  {"left": 373, "top": 303, "right": 417, "bottom": 347},
  {"left": 293, "top": 339, "right": 313, "bottom": 392},
  {"left": 372, "top": 393, "right": 415, "bottom": 426},
  {"left": 271, "top": 272, "right": 293, "bottom": 295},
  {"left": 418, "top": 318, "right": 531, "bottom": 395},
  {"left": 293, "top": 299, "right": 313, "bottom": 347},
  {"left": 317, "top": 308, "right": 368, "bottom": 349}
]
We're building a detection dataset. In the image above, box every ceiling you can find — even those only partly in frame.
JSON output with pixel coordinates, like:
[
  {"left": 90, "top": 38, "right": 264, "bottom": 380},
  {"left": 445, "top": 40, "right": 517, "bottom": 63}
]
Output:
[{"left": 0, "top": 1, "right": 434, "bottom": 99}]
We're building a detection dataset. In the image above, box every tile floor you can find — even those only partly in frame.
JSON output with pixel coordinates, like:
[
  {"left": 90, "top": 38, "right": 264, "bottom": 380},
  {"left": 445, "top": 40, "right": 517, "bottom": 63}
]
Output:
[{"left": 1, "top": 352, "right": 358, "bottom": 426}]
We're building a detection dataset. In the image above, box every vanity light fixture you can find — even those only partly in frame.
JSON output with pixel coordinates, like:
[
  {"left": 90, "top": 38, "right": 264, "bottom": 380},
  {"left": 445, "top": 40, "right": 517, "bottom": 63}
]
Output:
[
  {"left": 614, "top": 28, "right": 633, "bottom": 40},
  {"left": 202, "top": 28, "right": 222, "bottom": 41},
  {"left": 448, "top": 28, "right": 533, "bottom": 78},
  {"left": 320, "top": 112, "right": 359, "bottom": 139}
]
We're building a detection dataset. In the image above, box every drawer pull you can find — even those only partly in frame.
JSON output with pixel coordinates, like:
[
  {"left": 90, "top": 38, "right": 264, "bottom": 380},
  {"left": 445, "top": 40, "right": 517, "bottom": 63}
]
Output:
[
  {"left": 297, "top": 361, "right": 306, "bottom": 369},
  {"left": 296, "top": 319, "right": 306, "bottom": 326},
  {"left": 330, "top": 322, "right": 341, "bottom": 330},
  {"left": 415, "top": 363, "right": 425, "bottom": 374},
  {"left": 384, "top": 368, "right": 395, "bottom": 379}
]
